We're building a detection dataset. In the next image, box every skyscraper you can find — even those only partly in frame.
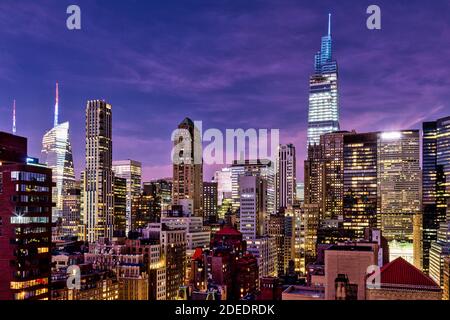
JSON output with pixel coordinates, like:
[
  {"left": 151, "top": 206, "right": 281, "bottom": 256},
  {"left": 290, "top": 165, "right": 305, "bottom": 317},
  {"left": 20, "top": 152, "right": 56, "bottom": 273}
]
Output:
[
  {"left": 113, "top": 176, "right": 127, "bottom": 236},
  {"left": 307, "top": 14, "right": 340, "bottom": 147},
  {"left": 423, "top": 118, "right": 449, "bottom": 274},
  {"left": 82, "top": 100, "right": 114, "bottom": 242},
  {"left": 320, "top": 131, "right": 349, "bottom": 221},
  {"left": 41, "top": 83, "right": 75, "bottom": 225},
  {"left": 172, "top": 118, "right": 203, "bottom": 217},
  {"left": 276, "top": 144, "right": 296, "bottom": 210},
  {"left": 304, "top": 144, "right": 324, "bottom": 208},
  {"left": 231, "top": 159, "right": 275, "bottom": 215},
  {"left": 305, "top": 131, "right": 353, "bottom": 245},
  {"left": 239, "top": 175, "right": 267, "bottom": 240},
  {"left": 343, "top": 132, "right": 378, "bottom": 239},
  {"left": 268, "top": 210, "right": 289, "bottom": 276},
  {"left": 61, "top": 182, "right": 81, "bottom": 238},
  {"left": 427, "top": 116, "right": 450, "bottom": 286},
  {"left": 112, "top": 159, "right": 142, "bottom": 233},
  {"left": 377, "top": 131, "right": 421, "bottom": 266},
  {"left": 0, "top": 132, "right": 52, "bottom": 300}
]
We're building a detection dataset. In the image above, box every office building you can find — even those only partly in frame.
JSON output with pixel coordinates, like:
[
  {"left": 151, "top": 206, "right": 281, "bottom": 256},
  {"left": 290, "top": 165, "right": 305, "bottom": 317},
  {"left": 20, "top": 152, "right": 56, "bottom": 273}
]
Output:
[
  {"left": 246, "top": 237, "right": 277, "bottom": 279},
  {"left": 343, "top": 132, "right": 378, "bottom": 239},
  {"left": 160, "top": 216, "right": 210, "bottom": 253},
  {"left": 304, "top": 144, "right": 324, "bottom": 209},
  {"left": 0, "top": 132, "right": 53, "bottom": 300},
  {"left": 231, "top": 159, "right": 275, "bottom": 216},
  {"left": 61, "top": 183, "right": 81, "bottom": 238},
  {"left": 276, "top": 144, "right": 296, "bottom": 210},
  {"left": 112, "top": 160, "right": 142, "bottom": 233},
  {"left": 214, "top": 167, "right": 232, "bottom": 206},
  {"left": 145, "top": 223, "right": 187, "bottom": 300},
  {"left": 268, "top": 212, "right": 285, "bottom": 276},
  {"left": 268, "top": 209, "right": 294, "bottom": 276},
  {"left": 424, "top": 117, "right": 450, "bottom": 278},
  {"left": 296, "top": 182, "right": 304, "bottom": 203},
  {"left": 131, "top": 179, "right": 172, "bottom": 230},
  {"left": 377, "top": 130, "right": 421, "bottom": 266},
  {"left": 239, "top": 175, "right": 267, "bottom": 240},
  {"left": 172, "top": 118, "right": 203, "bottom": 218},
  {"left": 203, "top": 181, "right": 218, "bottom": 223},
  {"left": 113, "top": 176, "right": 127, "bottom": 236},
  {"left": 297, "top": 204, "right": 320, "bottom": 274}
]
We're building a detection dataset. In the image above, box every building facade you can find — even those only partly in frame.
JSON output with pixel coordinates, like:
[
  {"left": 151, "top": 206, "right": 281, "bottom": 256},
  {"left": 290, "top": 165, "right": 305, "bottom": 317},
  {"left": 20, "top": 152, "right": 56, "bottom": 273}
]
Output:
[
  {"left": 239, "top": 175, "right": 267, "bottom": 240},
  {"left": 112, "top": 160, "right": 142, "bottom": 234},
  {"left": 41, "top": 122, "right": 75, "bottom": 226},
  {"left": 343, "top": 132, "right": 378, "bottom": 239},
  {"left": 82, "top": 100, "right": 114, "bottom": 242},
  {"left": 276, "top": 144, "right": 296, "bottom": 210},
  {"left": 424, "top": 117, "right": 450, "bottom": 280},
  {"left": 377, "top": 131, "right": 421, "bottom": 266},
  {"left": 0, "top": 132, "right": 53, "bottom": 300},
  {"left": 113, "top": 176, "right": 127, "bottom": 236},
  {"left": 203, "top": 181, "right": 218, "bottom": 224},
  {"left": 172, "top": 118, "right": 203, "bottom": 218}
]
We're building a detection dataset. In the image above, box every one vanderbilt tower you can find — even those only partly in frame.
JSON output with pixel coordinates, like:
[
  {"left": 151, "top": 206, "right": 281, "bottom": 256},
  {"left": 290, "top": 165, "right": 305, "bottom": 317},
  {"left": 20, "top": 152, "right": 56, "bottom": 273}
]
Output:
[{"left": 307, "top": 14, "right": 340, "bottom": 147}]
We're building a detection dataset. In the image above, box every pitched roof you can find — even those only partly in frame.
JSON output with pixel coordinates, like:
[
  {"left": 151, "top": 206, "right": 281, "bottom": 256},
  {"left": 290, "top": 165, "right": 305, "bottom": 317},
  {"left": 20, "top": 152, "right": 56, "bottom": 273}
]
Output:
[
  {"left": 179, "top": 117, "right": 194, "bottom": 128},
  {"left": 216, "top": 226, "right": 241, "bottom": 236},
  {"left": 192, "top": 247, "right": 203, "bottom": 261},
  {"left": 379, "top": 257, "right": 440, "bottom": 290}
]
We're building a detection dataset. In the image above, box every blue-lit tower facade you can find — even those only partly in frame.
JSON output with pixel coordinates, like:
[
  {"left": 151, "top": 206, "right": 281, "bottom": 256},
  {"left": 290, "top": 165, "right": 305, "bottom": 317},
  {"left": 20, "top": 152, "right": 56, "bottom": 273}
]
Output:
[{"left": 307, "top": 14, "right": 340, "bottom": 147}]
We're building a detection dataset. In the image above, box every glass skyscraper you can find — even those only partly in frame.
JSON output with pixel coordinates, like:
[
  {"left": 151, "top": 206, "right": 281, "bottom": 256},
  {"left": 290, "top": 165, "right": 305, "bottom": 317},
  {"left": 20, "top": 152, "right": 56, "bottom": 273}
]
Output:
[
  {"left": 112, "top": 159, "right": 142, "bottom": 234},
  {"left": 42, "top": 122, "right": 76, "bottom": 221},
  {"left": 427, "top": 116, "right": 450, "bottom": 286},
  {"left": 41, "top": 84, "right": 75, "bottom": 224},
  {"left": 377, "top": 130, "right": 421, "bottom": 266},
  {"left": 307, "top": 14, "right": 340, "bottom": 147}
]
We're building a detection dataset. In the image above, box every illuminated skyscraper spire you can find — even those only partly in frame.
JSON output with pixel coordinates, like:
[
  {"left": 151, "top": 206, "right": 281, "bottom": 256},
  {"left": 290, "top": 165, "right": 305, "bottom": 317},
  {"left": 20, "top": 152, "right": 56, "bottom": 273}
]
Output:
[
  {"left": 307, "top": 14, "right": 340, "bottom": 146},
  {"left": 54, "top": 82, "right": 59, "bottom": 127},
  {"left": 12, "top": 99, "right": 16, "bottom": 134},
  {"left": 42, "top": 83, "right": 75, "bottom": 231},
  {"left": 328, "top": 13, "right": 331, "bottom": 36}
]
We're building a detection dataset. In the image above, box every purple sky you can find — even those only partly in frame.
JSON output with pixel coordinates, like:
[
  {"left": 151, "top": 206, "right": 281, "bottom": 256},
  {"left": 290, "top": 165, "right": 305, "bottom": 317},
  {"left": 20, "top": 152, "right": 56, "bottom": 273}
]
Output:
[{"left": 0, "top": 0, "right": 449, "bottom": 181}]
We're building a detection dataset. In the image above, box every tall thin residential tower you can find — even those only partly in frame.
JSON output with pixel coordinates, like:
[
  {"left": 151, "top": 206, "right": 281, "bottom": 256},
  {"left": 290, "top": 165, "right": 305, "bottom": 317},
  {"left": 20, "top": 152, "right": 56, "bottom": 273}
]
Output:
[
  {"left": 307, "top": 14, "right": 340, "bottom": 147},
  {"left": 82, "top": 100, "right": 114, "bottom": 242}
]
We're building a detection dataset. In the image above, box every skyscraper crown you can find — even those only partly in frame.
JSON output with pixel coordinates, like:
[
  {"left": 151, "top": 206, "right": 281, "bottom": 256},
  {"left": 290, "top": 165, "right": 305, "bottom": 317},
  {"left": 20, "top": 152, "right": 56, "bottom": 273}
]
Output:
[{"left": 314, "top": 13, "right": 337, "bottom": 74}]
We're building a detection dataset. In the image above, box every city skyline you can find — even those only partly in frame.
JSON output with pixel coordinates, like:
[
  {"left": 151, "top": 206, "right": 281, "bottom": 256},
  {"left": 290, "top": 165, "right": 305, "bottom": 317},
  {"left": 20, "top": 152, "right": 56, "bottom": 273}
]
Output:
[
  {"left": 1, "top": 1, "right": 450, "bottom": 303},
  {"left": 1, "top": 1, "right": 449, "bottom": 181}
]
